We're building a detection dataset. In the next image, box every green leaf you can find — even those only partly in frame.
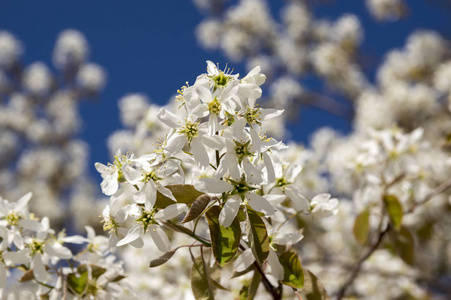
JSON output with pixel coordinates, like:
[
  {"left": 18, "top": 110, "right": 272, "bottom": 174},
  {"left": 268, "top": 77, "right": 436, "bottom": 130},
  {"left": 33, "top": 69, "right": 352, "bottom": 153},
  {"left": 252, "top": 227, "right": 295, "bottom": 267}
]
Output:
[
  {"left": 302, "top": 268, "right": 329, "bottom": 300},
  {"left": 182, "top": 194, "right": 211, "bottom": 223},
  {"left": 149, "top": 249, "right": 177, "bottom": 267},
  {"left": 205, "top": 206, "right": 241, "bottom": 266},
  {"left": 155, "top": 184, "right": 204, "bottom": 208},
  {"left": 279, "top": 250, "right": 304, "bottom": 289},
  {"left": 383, "top": 195, "right": 403, "bottom": 230},
  {"left": 231, "top": 264, "right": 255, "bottom": 278},
  {"left": 77, "top": 264, "right": 106, "bottom": 280},
  {"left": 246, "top": 207, "right": 269, "bottom": 265},
  {"left": 239, "top": 271, "right": 262, "bottom": 300},
  {"left": 353, "top": 209, "right": 370, "bottom": 245},
  {"left": 390, "top": 226, "right": 415, "bottom": 265},
  {"left": 67, "top": 270, "right": 88, "bottom": 295},
  {"left": 191, "top": 256, "right": 215, "bottom": 300}
]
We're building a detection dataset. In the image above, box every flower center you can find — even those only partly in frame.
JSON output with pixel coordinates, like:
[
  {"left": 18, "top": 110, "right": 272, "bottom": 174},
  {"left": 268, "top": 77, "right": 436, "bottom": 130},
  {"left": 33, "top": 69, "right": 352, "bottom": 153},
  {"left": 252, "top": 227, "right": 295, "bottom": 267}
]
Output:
[
  {"left": 136, "top": 208, "right": 157, "bottom": 231},
  {"left": 208, "top": 98, "right": 221, "bottom": 115},
  {"left": 244, "top": 106, "right": 261, "bottom": 126},
  {"left": 30, "top": 239, "right": 45, "bottom": 255},
  {"left": 179, "top": 121, "right": 199, "bottom": 144},
  {"left": 212, "top": 71, "right": 230, "bottom": 90},
  {"left": 6, "top": 211, "right": 21, "bottom": 226},
  {"left": 234, "top": 140, "right": 253, "bottom": 164}
]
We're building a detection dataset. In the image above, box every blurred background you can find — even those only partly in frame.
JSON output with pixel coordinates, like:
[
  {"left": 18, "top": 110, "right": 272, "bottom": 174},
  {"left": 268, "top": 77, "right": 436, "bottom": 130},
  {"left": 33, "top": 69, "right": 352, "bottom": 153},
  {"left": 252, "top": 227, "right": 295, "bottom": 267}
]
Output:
[{"left": 1, "top": 1, "right": 451, "bottom": 298}]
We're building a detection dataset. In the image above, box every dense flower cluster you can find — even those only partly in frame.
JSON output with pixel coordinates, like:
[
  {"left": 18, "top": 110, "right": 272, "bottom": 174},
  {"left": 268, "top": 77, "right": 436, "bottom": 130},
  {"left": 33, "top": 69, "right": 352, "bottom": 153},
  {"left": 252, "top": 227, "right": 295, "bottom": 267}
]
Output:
[
  {"left": 97, "top": 61, "right": 338, "bottom": 298},
  {"left": 0, "top": 193, "right": 129, "bottom": 299},
  {"left": 191, "top": 1, "right": 451, "bottom": 298}
]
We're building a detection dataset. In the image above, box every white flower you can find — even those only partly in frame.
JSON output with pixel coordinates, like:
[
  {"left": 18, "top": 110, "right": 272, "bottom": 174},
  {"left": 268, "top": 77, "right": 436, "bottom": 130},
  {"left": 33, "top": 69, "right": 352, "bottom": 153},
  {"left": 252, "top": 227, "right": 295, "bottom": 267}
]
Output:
[
  {"left": 95, "top": 152, "right": 133, "bottom": 196},
  {"left": 196, "top": 174, "right": 275, "bottom": 227},
  {"left": 116, "top": 204, "right": 187, "bottom": 252},
  {"left": 157, "top": 108, "right": 223, "bottom": 168},
  {"left": 310, "top": 194, "right": 339, "bottom": 219}
]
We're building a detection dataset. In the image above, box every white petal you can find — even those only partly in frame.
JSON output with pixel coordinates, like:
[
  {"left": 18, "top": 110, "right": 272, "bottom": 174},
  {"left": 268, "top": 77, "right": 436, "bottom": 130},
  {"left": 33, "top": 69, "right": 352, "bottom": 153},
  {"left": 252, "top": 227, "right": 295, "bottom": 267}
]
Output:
[
  {"left": 264, "top": 194, "right": 286, "bottom": 206},
  {"left": 195, "top": 85, "right": 213, "bottom": 103},
  {"left": 157, "top": 108, "right": 182, "bottom": 129},
  {"left": 32, "top": 254, "right": 48, "bottom": 282},
  {"left": 101, "top": 171, "right": 119, "bottom": 196},
  {"left": 62, "top": 235, "right": 88, "bottom": 244},
  {"left": 157, "top": 186, "right": 177, "bottom": 203},
  {"left": 273, "top": 232, "right": 304, "bottom": 246},
  {"left": 117, "top": 224, "right": 142, "bottom": 247},
  {"left": 286, "top": 163, "right": 303, "bottom": 182},
  {"left": 95, "top": 162, "right": 109, "bottom": 174},
  {"left": 243, "top": 159, "right": 263, "bottom": 185},
  {"left": 15, "top": 192, "right": 32, "bottom": 211},
  {"left": 18, "top": 219, "right": 44, "bottom": 232},
  {"left": 247, "top": 193, "right": 275, "bottom": 216},
  {"left": 267, "top": 249, "right": 284, "bottom": 280},
  {"left": 263, "top": 153, "right": 275, "bottom": 183},
  {"left": 154, "top": 204, "right": 188, "bottom": 221},
  {"left": 260, "top": 109, "right": 284, "bottom": 121},
  {"left": 219, "top": 198, "right": 241, "bottom": 227},
  {"left": 3, "top": 251, "right": 29, "bottom": 264},
  {"left": 191, "top": 138, "right": 209, "bottom": 168},
  {"left": 196, "top": 178, "right": 233, "bottom": 194},
  {"left": 149, "top": 225, "right": 171, "bottom": 253},
  {"left": 234, "top": 248, "right": 255, "bottom": 272},
  {"left": 44, "top": 244, "right": 72, "bottom": 259},
  {"left": 206, "top": 60, "right": 218, "bottom": 76},
  {"left": 311, "top": 193, "right": 331, "bottom": 205},
  {"left": 122, "top": 164, "right": 142, "bottom": 185},
  {"left": 85, "top": 226, "right": 96, "bottom": 240},
  {"left": 285, "top": 187, "right": 310, "bottom": 211},
  {"left": 166, "top": 133, "right": 186, "bottom": 155}
]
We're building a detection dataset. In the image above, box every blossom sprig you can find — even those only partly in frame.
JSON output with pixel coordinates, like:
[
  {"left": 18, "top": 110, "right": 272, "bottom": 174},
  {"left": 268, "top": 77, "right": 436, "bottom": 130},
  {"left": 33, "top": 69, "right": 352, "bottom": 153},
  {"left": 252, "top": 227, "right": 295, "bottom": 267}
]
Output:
[{"left": 96, "top": 61, "right": 339, "bottom": 299}]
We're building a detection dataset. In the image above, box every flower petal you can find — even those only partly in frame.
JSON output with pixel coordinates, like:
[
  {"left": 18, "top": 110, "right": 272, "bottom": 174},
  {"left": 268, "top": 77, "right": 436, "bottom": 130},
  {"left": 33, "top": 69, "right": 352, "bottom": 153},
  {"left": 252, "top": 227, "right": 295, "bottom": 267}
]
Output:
[
  {"left": 154, "top": 204, "right": 188, "bottom": 221},
  {"left": 234, "top": 248, "right": 255, "bottom": 272},
  {"left": 219, "top": 198, "right": 241, "bottom": 227},
  {"left": 196, "top": 178, "right": 233, "bottom": 194},
  {"left": 247, "top": 193, "right": 275, "bottom": 216},
  {"left": 149, "top": 225, "right": 171, "bottom": 253}
]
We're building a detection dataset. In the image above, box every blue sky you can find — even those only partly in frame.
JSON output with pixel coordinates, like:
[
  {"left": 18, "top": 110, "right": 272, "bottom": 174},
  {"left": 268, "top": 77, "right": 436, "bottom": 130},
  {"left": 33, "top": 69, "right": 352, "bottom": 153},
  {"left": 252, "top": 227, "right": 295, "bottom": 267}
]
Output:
[{"left": 1, "top": 0, "right": 450, "bottom": 181}]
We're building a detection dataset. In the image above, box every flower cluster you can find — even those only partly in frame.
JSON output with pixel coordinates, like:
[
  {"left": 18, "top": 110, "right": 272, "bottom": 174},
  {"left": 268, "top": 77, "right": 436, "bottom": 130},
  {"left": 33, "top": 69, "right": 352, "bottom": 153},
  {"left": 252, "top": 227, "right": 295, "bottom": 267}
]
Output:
[
  {"left": 97, "top": 61, "right": 338, "bottom": 299},
  {"left": 0, "top": 193, "right": 130, "bottom": 299}
]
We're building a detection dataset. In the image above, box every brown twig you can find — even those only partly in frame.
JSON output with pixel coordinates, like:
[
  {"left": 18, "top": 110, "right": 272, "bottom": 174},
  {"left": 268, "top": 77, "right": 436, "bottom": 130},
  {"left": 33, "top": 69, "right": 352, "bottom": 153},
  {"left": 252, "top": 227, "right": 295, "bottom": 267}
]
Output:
[
  {"left": 407, "top": 178, "right": 451, "bottom": 214},
  {"left": 335, "top": 226, "right": 390, "bottom": 300}
]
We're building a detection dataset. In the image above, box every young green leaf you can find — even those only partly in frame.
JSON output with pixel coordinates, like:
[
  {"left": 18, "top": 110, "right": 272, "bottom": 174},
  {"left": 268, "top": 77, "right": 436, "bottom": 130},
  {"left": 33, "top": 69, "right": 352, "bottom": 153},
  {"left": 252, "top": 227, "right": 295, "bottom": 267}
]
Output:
[
  {"left": 389, "top": 226, "right": 415, "bottom": 265},
  {"left": 149, "top": 249, "right": 177, "bottom": 268},
  {"left": 191, "top": 255, "right": 215, "bottom": 300},
  {"left": 246, "top": 207, "right": 270, "bottom": 265},
  {"left": 353, "top": 209, "right": 370, "bottom": 245},
  {"left": 279, "top": 250, "right": 304, "bottom": 289},
  {"left": 182, "top": 194, "right": 212, "bottom": 223},
  {"left": 155, "top": 184, "right": 204, "bottom": 208},
  {"left": 67, "top": 270, "right": 88, "bottom": 295},
  {"left": 383, "top": 195, "right": 403, "bottom": 230},
  {"left": 77, "top": 264, "right": 106, "bottom": 280},
  {"left": 302, "top": 268, "right": 329, "bottom": 300},
  {"left": 205, "top": 205, "right": 241, "bottom": 266}
]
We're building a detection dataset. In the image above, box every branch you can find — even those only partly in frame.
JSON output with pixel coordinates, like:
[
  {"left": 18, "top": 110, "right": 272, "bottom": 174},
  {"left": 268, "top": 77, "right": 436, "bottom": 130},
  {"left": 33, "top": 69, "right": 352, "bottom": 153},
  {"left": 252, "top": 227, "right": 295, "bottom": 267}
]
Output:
[
  {"left": 407, "top": 178, "right": 451, "bottom": 214},
  {"left": 239, "top": 244, "right": 282, "bottom": 300},
  {"left": 335, "top": 226, "right": 390, "bottom": 300}
]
